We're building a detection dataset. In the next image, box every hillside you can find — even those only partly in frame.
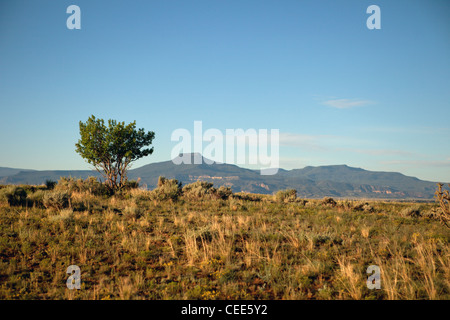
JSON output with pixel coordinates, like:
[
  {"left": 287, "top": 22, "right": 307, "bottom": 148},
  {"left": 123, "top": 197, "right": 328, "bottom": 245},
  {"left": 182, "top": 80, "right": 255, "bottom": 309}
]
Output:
[
  {"left": 0, "top": 154, "right": 443, "bottom": 199},
  {"left": 0, "top": 170, "right": 101, "bottom": 185},
  {"left": 0, "top": 167, "right": 35, "bottom": 178}
]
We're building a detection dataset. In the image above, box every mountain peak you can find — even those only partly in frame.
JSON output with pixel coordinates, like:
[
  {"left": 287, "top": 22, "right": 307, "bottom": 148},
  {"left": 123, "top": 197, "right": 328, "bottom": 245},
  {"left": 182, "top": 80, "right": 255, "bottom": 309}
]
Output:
[{"left": 0, "top": 160, "right": 440, "bottom": 199}]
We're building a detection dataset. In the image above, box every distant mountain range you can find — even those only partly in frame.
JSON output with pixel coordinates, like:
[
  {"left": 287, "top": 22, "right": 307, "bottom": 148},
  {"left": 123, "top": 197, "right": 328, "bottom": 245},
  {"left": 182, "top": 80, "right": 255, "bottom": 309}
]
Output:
[{"left": 0, "top": 153, "right": 443, "bottom": 200}]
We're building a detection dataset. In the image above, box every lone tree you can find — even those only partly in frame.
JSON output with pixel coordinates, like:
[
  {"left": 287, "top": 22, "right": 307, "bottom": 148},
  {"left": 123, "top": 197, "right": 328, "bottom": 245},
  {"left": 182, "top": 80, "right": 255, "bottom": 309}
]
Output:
[{"left": 75, "top": 115, "right": 155, "bottom": 193}]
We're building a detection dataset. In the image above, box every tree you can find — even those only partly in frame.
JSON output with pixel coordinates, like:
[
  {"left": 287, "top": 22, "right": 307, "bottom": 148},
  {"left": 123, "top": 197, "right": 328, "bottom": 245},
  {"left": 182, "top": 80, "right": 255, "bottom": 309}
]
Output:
[{"left": 75, "top": 115, "right": 155, "bottom": 193}]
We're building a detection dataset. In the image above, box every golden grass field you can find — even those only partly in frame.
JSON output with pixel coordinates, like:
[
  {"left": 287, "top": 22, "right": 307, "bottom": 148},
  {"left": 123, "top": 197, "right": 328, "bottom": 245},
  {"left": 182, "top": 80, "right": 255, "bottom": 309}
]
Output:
[{"left": 0, "top": 180, "right": 449, "bottom": 300}]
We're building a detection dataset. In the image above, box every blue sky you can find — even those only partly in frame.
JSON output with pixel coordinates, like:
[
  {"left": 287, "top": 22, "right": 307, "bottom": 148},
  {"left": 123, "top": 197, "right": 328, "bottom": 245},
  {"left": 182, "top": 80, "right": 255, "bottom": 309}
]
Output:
[{"left": 0, "top": 0, "right": 449, "bottom": 182}]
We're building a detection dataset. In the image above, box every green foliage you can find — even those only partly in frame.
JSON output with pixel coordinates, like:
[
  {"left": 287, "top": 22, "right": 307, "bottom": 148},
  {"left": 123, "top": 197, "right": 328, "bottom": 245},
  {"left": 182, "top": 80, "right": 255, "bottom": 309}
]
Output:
[
  {"left": 182, "top": 181, "right": 215, "bottom": 199},
  {"left": 182, "top": 181, "right": 233, "bottom": 200},
  {"left": 352, "top": 201, "right": 374, "bottom": 212},
  {"left": 27, "top": 190, "right": 46, "bottom": 207},
  {"left": 55, "top": 176, "right": 108, "bottom": 196},
  {"left": 215, "top": 186, "right": 233, "bottom": 200},
  {"left": 0, "top": 186, "right": 27, "bottom": 206},
  {"left": 43, "top": 191, "right": 70, "bottom": 210},
  {"left": 75, "top": 115, "right": 155, "bottom": 193},
  {"left": 150, "top": 176, "right": 182, "bottom": 201},
  {"left": 45, "top": 180, "right": 57, "bottom": 190},
  {"left": 274, "top": 189, "right": 297, "bottom": 203},
  {"left": 322, "top": 197, "right": 337, "bottom": 207},
  {"left": 124, "top": 179, "right": 140, "bottom": 190},
  {"left": 400, "top": 205, "right": 422, "bottom": 218}
]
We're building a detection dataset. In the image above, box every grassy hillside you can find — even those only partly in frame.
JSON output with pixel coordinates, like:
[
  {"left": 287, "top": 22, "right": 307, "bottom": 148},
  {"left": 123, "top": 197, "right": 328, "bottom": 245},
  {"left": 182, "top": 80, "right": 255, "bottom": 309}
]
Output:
[{"left": 0, "top": 180, "right": 449, "bottom": 300}]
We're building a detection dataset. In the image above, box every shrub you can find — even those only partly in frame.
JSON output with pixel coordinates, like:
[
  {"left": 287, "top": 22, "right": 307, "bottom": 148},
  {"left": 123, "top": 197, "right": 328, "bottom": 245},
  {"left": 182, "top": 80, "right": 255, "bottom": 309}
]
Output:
[
  {"left": 215, "top": 186, "right": 233, "bottom": 200},
  {"left": 123, "top": 179, "right": 140, "bottom": 190},
  {"left": 0, "top": 186, "right": 27, "bottom": 206},
  {"left": 27, "top": 190, "right": 46, "bottom": 207},
  {"left": 295, "top": 198, "right": 308, "bottom": 205},
  {"left": 322, "top": 197, "right": 337, "bottom": 207},
  {"left": 234, "top": 192, "right": 262, "bottom": 202},
  {"left": 45, "top": 180, "right": 57, "bottom": 190},
  {"left": 229, "top": 197, "right": 244, "bottom": 211},
  {"left": 183, "top": 181, "right": 215, "bottom": 199},
  {"left": 422, "top": 207, "right": 440, "bottom": 220},
  {"left": 182, "top": 181, "right": 233, "bottom": 200},
  {"left": 43, "top": 191, "right": 70, "bottom": 210},
  {"left": 150, "top": 176, "right": 182, "bottom": 201},
  {"left": 353, "top": 201, "right": 374, "bottom": 213},
  {"left": 128, "top": 188, "right": 151, "bottom": 204},
  {"left": 182, "top": 181, "right": 215, "bottom": 199},
  {"left": 400, "top": 205, "right": 422, "bottom": 218},
  {"left": 435, "top": 183, "right": 450, "bottom": 228},
  {"left": 55, "top": 176, "right": 108, "bottom": 196},
  {"left": 274, "top": 189, "right": 297, "bottom": 203}
]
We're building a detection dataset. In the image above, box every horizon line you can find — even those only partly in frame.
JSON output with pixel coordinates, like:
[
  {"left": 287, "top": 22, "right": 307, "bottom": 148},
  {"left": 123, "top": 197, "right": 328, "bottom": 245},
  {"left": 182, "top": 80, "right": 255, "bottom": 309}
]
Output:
[{"left": 0, "top": 152, "right": 440, "bottom": 183}]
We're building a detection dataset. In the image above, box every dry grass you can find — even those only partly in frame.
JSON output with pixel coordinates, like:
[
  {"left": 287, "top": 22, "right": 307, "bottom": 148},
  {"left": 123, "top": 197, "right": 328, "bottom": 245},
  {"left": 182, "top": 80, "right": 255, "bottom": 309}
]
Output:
[{"left": 0, "top": 185, "right": 449, "bottom": 300}]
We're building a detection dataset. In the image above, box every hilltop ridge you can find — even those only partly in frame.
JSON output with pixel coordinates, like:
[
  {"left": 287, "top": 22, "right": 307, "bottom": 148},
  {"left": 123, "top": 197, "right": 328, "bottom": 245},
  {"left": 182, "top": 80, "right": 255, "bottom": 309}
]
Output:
[{"left": 0, "top": 154, "right": 442, "bottom": 199}]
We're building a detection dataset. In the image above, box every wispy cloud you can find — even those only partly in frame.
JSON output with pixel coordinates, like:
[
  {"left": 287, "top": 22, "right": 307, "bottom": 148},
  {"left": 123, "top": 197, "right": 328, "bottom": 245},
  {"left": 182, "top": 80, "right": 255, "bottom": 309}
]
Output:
[
  {"left": 322, "top": 98, "right": 374, "bottom": 109},
  {"left": 357, "top": 126, "right": 450, "bottom": 135},
  {"left": 347, "top": 148, "right": 416, "bottom": 157},
  {"left": 380, "top": 159, "right": 450, "bottom": 167}
]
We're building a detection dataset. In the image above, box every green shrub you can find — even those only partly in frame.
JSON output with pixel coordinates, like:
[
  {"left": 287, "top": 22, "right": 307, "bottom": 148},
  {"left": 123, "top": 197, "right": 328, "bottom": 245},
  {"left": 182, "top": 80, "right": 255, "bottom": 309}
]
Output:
[
  {"left": 274, "top": 189, "right": 297, "bottom": 203},
  {"left": 150, "top": 176, "right": 182, "bottom": 201},
  {"left": 215, "top": 186, "right": 233, "bottom": 200},
  {"left": 123, "top": 179, "right": 140, "bottom": 190},
  {"left": 129, "top": 190, "right": 151, "bottom": 204},
  {"left": 45, "top": 180, "right": 57, "bottom": 190},
  {"left": 43, "top": 191, "right": 70, "bottom": 210},
  {"left": 0, "top": 186, "right": 27, "bottom": 206},
  {"left": 400, "top": 205, "right": 422, "bottom": 218},
  {"left": 182, "top": 181, "right": 215, "bottom": 199},
  {"left": 27, "top": 190, "right": 46, "bottom": 207},
  {"left": 295, "top": 198, "right": 308, "bottom": 205},
  {"left": 353, "top": 201, "right": 374, "bottom": 212},
  {"left": 233, "top": 192, "right": 262, "bottom": 201},
  {"left": 322, "top": 197, "right": 337, "bottom": 207},
  {"left": 55, "top": 176, "right": 108, "bottom": 196},
  {"left": 182, "top": 181, "right": 233, "bottom": 200}
]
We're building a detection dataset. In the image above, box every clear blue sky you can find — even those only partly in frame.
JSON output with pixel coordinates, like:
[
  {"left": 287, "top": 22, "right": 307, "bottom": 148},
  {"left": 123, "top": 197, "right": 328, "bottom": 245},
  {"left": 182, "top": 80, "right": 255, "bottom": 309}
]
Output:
[{"left": 1, "top": 0, "right": 449, "bottom": 182}]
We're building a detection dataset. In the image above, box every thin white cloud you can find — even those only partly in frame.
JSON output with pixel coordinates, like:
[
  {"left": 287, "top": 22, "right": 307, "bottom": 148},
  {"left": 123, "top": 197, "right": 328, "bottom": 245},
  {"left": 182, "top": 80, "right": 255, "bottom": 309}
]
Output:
[
  {"left": 346, "top": 148, "right": 416, "bottom": 157},
  {"left": 358, "top": 126, "right": 450, "bottom": 135},
  {"left": 322, "top": 98, "right": 374, "bottom": 109},
  {"left": 380, "top": 159, "right": 450, "bottom": 167}
]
